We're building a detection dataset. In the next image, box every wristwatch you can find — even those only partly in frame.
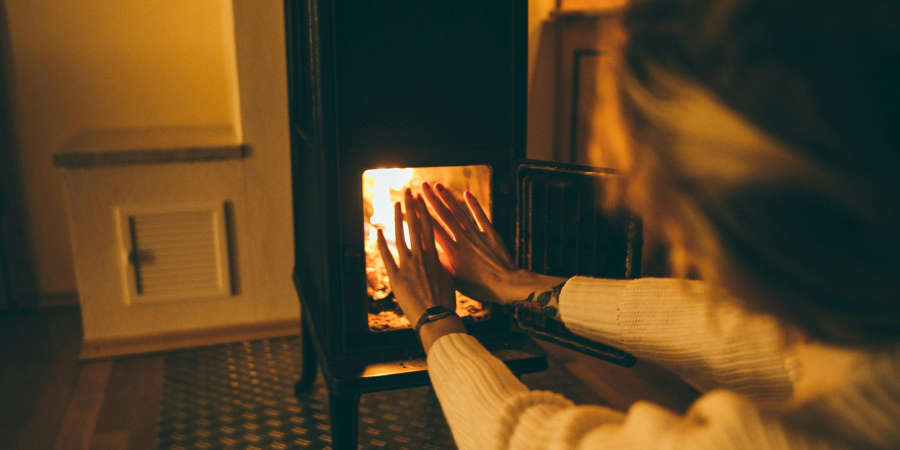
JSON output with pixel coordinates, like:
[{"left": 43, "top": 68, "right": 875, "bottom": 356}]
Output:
[{"left": 414, "top": 306, "right": 458, "bottom": 338}]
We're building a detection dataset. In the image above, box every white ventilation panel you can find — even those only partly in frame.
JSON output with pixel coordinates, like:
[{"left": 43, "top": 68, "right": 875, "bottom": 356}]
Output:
[{"left": 117, "top": 203, "right": 232, "bottom": 304}]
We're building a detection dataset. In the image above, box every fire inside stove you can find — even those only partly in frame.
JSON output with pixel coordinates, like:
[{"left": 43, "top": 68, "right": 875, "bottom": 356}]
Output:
[{"left": 364, "top": 165, "right": 493, "bottom": 331}]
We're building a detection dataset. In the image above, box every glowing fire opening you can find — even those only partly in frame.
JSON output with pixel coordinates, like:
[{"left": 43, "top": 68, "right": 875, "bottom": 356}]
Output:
[{"left": 363, "top": 165, "right": 493, "bottom": 331}]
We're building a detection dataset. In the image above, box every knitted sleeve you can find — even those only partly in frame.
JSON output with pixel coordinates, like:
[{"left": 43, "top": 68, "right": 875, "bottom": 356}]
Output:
[
  {"left": 428, "top": 333, "right": 837, "bottom": 450},
  {"left": 558, "top": 277, "right": 799, "bottom": 401}
]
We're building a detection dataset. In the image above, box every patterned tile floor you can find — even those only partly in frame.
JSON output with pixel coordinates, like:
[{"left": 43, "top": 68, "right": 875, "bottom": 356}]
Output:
[{"left": 158, "top": 336, "right": 606, "bottom": 450}]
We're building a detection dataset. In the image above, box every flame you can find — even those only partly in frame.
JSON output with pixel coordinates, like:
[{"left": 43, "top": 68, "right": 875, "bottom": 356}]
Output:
[{"left": 364, "top": 168, "right": 413, "bottom": 248}]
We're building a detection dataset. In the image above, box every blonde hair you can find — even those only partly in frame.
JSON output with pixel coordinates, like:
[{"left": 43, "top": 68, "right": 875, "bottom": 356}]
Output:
[
  {"left": 615, "top": 2, "right": 900, "bottom": 345},
  {"left": 620, "top": 63, "right": 833, "bottom": 276}
]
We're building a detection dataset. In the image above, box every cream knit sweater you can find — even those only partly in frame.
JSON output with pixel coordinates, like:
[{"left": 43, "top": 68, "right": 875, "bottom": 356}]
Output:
[{"left": 427, "top": 277, "right": 900, "bottom": 450}]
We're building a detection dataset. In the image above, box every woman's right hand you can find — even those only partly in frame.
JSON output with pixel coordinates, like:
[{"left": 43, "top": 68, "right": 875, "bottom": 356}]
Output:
[{"left": 421, "top": 182, "right": 531, "bottom": 304}]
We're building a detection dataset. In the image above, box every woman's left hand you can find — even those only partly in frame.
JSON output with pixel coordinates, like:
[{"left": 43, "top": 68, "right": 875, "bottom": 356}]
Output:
[{"left": 377, "top": 189, "right": 459, "bottom": 342}]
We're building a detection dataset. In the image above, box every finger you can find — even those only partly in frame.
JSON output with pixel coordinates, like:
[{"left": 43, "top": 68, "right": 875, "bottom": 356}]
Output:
[
  {"left": 404, "top": 189, "right": 422, "bottom": 254},
  {"left": 376, "top": 228, "right": 398, "bottom": 276},
  {"left": 435, "top": 183, "right": 478, "bottom": 233},
  {"left": 463, "top": 190, "right": 515, "bottom": 266},
  {"left": 417, "top": 194, "right": 437, "bottom": 254},
  {"left": 422, "top": 182, "right": 464, "bottom": 238},
  {"left": 464, "top": 190, "right": 492, "bottom": 233},
  {"left": 432, "top": 221, "right": 456, "bottom": 258},
  {"left": 432, "top": 223, "right": 458, "bottom": 277},
  {"left": 394, "top": 202, "right": 410, "bottom": 263}
]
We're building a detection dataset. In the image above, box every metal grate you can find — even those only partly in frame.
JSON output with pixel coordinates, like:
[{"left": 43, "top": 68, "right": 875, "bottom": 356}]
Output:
[{"left": 520, "top": 170, "right": 635, "bottom": 280}]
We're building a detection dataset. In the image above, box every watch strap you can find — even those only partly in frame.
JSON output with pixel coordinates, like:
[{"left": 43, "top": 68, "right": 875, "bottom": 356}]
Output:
[{"left": 414, "top": 306, "right": 458, "bottom": 337}]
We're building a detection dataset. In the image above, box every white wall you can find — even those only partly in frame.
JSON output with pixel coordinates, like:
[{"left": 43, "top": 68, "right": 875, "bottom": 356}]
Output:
[
  {"left": 5, "top": 0, "right": 241, "bottom": 297},
  {"left": 230, "top": 0, "right": 299, "bottom": 326},
  {"left": 6, "top": 0, "right": 299, "bottom": 345}
]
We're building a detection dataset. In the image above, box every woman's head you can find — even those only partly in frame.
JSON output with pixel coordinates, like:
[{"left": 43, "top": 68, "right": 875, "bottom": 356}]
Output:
[{"left": 615, "top": 0, "right": 900, "bottom": 345}]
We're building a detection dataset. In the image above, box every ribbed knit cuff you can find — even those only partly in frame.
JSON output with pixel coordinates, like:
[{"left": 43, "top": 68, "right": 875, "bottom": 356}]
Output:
[
  {"left": 427, "top": 333, "right": 526, "bottom": 392},
  {"left": 558, "top": 276, "right": 629, "bottom": 348}
]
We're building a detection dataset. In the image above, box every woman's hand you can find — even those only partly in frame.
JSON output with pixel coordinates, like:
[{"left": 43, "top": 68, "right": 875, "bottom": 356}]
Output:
[
  {"left": 377, "top": 189, "right": 465, "bottom": 351},
  {"left": 419, "top": 182, "right": 556, "bottom": 305},
  {"left": 419, "top": 182, "right": 517, "bottom": 304}
]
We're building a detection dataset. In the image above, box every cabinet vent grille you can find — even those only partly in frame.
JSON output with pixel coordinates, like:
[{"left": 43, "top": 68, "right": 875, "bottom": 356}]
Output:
[{"left": 121, "top": 205, "right": 231, "bottom": 303}]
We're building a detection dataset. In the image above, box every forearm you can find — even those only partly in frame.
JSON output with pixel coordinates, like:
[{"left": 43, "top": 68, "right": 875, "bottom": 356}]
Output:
[{"left": 559, "top": 277, "right": 799, "bottom": 402}]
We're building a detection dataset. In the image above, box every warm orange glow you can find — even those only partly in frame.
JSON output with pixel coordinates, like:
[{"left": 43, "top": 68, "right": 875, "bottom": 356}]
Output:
[
  {"left": 362, "top": 165, "right": 493, "bottom": 331},
  {"left": 364, "top": 168, "right": 412, "bottom": 251}
]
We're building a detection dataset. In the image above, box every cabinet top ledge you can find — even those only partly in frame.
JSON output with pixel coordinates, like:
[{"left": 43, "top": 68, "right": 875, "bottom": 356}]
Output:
[{"left": 53, "top": 125, "right": 245, "bottom": 169}]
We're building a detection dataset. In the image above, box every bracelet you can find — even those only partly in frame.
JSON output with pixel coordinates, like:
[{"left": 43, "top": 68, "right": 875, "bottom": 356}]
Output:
[{"left": 414, "top": 306, "right": 458, "bottom": 339}]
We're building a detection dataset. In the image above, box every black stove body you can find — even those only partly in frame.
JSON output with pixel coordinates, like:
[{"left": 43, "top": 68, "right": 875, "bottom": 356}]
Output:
[{"left": 285, "top": 1, "right": 639, "bottom": 448}]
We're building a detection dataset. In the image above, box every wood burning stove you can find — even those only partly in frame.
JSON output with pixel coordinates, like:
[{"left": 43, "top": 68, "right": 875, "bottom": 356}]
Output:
[{"left": 285, "top": 1, "right": 639, "bottom": 448}]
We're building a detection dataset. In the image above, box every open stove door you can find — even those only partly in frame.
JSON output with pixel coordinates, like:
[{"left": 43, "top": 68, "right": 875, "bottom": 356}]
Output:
[{"left": 511, "top": 160, "right": 639, "bottom": 367}]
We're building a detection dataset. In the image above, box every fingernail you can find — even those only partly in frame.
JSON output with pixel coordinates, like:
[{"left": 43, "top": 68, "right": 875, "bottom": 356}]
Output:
[
  {"left": 435, "top": 183, "right": 444, "bottom": 191},
  {"left": 422, "top": 181, "right": 431, "bottom": 189}
]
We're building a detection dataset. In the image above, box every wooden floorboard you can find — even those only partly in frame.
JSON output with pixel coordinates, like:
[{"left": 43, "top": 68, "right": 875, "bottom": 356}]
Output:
[
  {"left": 14, "top": 308, "right": 84, "bottom": 450},
  {"left": 89, "top": 431, "right": 131, "bottom": 450},
  {"left": 52, "top": 361, "right": 113, "bottom": 450},
  {"left": 1, "top": 361, "right": 53, "bottom": 448},
  {"left": 14, "top": 360, "right": 82, "bottom": 450},
  {"left": 0, "top": 307, "right": 165, "bottom": 450},
  {"left": 126, "top": 358, "right": 165, "bottom": 450},
  {"left": 91, "top": 357, "right": 165, "bottom": 450},
  {"left": 1, "top": 308, "right": 73, "bottom": 450}
]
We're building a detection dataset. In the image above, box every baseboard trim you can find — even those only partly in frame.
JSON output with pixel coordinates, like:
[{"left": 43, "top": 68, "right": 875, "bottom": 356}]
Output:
[{"left": 79, "top": 318, "right": 301, "bottom": 361}]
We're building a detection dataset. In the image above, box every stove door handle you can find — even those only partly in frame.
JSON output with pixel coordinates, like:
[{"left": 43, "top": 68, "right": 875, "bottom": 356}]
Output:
[{"left": 511, "top": 307, "right": 637, "bottom": 367}]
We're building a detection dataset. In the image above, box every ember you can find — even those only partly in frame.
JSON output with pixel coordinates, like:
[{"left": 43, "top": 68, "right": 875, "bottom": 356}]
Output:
[{"left": 363, "top": 165, "right": 493, "bottom": 331}]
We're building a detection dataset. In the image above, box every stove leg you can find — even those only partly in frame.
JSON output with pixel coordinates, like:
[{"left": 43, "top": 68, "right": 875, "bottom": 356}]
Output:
[
  {"left": 294, "top": 316, "right": 318, "bottom": 396},
  {"left": 328, "top": 392, "right": 361, "bottom": 450}
]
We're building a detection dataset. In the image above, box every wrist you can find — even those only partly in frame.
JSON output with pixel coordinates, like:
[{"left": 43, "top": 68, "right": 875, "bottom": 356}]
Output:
[
  {"left": 415, "top": 305, "right": 457, "bottom": 335},
  {"left": 496, "top": 269, "right": 533, "bottom": 303},
  {"left": 501, "top": 270, "right": 565, "bottom": 304},
  {"left": 420, "top": 316, "right": 466, "bottom": 354}
]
